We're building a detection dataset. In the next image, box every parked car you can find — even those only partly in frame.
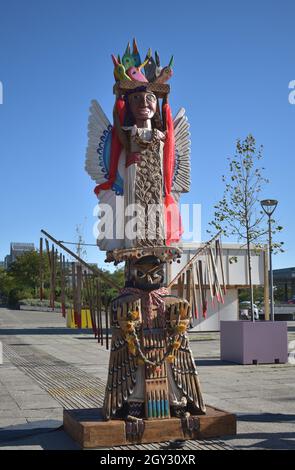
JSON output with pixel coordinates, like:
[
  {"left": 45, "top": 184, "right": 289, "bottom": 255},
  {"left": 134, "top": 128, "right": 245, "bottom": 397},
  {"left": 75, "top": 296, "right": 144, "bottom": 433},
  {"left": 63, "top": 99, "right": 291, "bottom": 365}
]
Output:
[
  {"left": 287, "top": 296, "right": 295, "bottom": 304},
  {"left": 239, "top": 301, "right": 260, "bottom": 320}
]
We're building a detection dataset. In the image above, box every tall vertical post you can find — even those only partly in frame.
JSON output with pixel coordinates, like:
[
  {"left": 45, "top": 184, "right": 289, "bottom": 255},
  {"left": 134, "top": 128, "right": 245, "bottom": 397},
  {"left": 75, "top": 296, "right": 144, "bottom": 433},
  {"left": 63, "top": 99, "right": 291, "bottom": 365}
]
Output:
[
  {"left": 71, "top": 262, "right": 77, "bottom": 326},
  {"left": 60, "top": 255, "right": 66, "bottom": 317},
  {"left": 50, "top": 245, "right": 55, "bottom": 309},
  {"left": 268, "top": 215, "right": 275, "bottom": 322},
  {"left": 39, "top": 237, "right": 43, "bottom": 301},
  {"left": 263, "top": 245, "right": 270, "bottom": 321},
  {"left": 76, "top": 264, "right": 82, "bottom": 328},
  {"left": 260, "top": 199, "right": 278, "bottom": 323},
  {"left": 105, "top": 298, "right": 109, "bottom": 351}
]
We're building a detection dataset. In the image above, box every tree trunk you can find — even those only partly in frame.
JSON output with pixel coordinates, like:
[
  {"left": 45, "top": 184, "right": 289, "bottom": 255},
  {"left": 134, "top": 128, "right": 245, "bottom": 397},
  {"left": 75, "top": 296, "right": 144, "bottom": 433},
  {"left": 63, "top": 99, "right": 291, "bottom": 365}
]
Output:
[{"left": 246, "top": 237, "right": 255, "bottom": 322}]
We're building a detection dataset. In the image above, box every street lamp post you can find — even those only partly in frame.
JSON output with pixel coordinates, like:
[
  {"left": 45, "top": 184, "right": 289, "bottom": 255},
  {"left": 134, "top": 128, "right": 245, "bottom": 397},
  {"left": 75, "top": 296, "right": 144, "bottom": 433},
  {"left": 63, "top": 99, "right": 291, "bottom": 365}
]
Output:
[{"left": 260, "top": 199, "right": 278, "bottom": 322}]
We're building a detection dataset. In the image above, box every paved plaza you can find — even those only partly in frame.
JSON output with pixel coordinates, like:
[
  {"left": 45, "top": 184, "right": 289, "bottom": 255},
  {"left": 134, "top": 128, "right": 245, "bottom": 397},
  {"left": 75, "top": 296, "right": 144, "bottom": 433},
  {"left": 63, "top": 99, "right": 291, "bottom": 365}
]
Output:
[{"left": 0, "top": 308, "right": 294, "bottom": 450}]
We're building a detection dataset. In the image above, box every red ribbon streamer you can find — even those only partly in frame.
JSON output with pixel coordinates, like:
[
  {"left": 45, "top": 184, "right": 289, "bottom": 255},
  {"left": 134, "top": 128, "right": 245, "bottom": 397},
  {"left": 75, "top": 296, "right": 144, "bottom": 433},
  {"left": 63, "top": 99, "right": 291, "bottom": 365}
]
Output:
[{"left": 163, "top": 103, "right": 183, "bottom": 245}]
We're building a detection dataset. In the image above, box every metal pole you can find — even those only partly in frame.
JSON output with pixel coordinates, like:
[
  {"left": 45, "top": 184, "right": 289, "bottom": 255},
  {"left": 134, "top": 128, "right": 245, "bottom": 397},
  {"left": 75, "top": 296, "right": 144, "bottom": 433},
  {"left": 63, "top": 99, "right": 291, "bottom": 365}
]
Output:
[
  {"left": 268, "top": 215, "right": 275, "bottom": 322},
  {"left": 260, "top": 199, "right": 278, "bottom": 322},
  {"left": 39, "top": 237, "right": 43, "bottom": 301},
  {"left": 263, "top": 245, "right": 270, "bottom": 321}
]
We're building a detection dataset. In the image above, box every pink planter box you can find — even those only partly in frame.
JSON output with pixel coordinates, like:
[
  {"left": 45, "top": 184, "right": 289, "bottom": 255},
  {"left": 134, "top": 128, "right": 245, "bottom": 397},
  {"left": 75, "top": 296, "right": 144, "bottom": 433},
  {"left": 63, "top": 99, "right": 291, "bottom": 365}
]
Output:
[{"left": 220, "top": 321, "right": 288, "bottom": 365}]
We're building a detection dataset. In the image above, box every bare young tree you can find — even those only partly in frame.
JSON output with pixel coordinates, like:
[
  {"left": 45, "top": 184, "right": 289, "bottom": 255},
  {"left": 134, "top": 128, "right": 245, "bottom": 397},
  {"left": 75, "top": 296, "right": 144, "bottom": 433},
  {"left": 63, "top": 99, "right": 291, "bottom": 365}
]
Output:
[
  {"left": 209, "top": 134, "right": 283, "bottom": 321},
  {"left": 75, "top": 219, "right": 87, "bottom": 261}
]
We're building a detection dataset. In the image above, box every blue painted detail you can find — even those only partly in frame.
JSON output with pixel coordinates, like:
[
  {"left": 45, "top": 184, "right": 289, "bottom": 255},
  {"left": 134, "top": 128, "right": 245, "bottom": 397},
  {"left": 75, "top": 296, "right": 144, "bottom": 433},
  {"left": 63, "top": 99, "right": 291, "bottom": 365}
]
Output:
[
  {"left": 114, "top": 173, "right": 123, "bottom": 194},
  {"left": 156, "top": 399, "right": 161, "bottom": 417},
  {"left": 148, "top": 401, "right": 152, "bottom": 418},
  {"left": 165, "top": 400, "right": 169, "bottom": 417},
  {"left": 111, "top": 183, "right": 123, "bottom": 196},
  {"left": 102, "top": 129, "right": 112, "bottom": 170},
  {"left": 161, "top": 399, "right": 165, "bottom": 418},
  {"left": 96, "top": 126, "right": 123, "bottom": 195},
  {"left": 152, "top": 399, "right": 157, "bottom": 418}
]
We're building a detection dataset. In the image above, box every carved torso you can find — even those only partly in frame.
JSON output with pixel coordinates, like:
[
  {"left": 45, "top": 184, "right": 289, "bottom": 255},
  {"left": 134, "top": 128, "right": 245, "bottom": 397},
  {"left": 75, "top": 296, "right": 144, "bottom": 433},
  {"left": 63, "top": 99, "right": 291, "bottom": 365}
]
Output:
[{"left": 123, "top": 127, "right": 166, "bottom": 248}]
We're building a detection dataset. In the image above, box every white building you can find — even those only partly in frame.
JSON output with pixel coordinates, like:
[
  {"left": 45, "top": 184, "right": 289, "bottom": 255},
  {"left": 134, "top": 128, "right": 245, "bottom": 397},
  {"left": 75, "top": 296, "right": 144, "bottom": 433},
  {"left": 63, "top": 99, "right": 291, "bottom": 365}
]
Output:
[{"left": 167, "top": 242, "right": 267, "bottom": 332}]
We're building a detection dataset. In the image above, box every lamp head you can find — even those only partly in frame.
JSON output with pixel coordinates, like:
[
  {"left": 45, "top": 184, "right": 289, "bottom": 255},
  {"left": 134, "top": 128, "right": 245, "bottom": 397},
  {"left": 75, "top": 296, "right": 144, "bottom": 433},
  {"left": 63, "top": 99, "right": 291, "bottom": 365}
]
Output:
[{"left": 260, "top": 199, "right": 278, "bottom": 216}]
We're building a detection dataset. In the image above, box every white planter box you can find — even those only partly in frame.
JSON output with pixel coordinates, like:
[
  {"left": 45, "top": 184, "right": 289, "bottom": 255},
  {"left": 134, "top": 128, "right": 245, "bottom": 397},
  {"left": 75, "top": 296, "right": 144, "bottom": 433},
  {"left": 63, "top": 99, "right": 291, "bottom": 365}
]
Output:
[{"left": 220, "top": 320, "right": 288, "bottom": 365}]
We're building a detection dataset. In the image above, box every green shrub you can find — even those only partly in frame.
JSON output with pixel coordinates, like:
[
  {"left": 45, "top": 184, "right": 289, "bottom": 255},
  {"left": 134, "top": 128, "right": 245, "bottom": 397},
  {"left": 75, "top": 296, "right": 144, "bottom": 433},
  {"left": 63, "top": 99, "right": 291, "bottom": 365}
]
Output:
[{"left": 19, "top": 298, "right": 63, "bottom": 308}]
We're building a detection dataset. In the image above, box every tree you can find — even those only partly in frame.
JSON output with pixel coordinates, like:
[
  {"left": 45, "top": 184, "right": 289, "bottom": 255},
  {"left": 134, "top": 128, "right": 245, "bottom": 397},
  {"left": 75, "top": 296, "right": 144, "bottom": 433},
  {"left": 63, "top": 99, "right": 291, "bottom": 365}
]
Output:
[
  {"left": 0, "top": 249, "right": 124, "bottom": 308},
  {"left": 0, "top": 268, "right": 14, "bottom": 305},
  {"left": 99, "top": 267, "right": 125, "bottom": 301},
  {"left": 8, "top": 250, "right": 42, "bottom": 291},
  {"left": 209, "top": 134, "right": 283, "bottom": 321},
  {"left": 5, "top": 251, "right": 51, "bottom": 305}
]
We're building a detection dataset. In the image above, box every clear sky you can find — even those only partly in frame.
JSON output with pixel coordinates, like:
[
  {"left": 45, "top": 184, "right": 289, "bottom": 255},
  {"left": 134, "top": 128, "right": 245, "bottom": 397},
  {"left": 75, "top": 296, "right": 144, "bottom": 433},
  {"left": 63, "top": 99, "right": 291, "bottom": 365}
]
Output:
[{"left": 0, "top": 0, "right": 294, "bottom": 269}]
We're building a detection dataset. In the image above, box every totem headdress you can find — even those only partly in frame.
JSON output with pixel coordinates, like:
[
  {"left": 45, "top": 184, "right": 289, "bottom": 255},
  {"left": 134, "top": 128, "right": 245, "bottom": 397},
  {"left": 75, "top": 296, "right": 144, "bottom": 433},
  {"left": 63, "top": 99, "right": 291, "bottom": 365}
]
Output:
[{"left": 85, "top": 39, "right": 191, "bottom": 245}]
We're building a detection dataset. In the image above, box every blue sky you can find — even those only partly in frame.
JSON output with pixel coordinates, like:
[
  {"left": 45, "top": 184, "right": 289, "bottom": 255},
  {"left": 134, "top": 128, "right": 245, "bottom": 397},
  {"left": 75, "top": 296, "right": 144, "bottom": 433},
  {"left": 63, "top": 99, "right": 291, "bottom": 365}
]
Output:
[{"left": 0, "top": 0, "right": 294, "bottom": 269}]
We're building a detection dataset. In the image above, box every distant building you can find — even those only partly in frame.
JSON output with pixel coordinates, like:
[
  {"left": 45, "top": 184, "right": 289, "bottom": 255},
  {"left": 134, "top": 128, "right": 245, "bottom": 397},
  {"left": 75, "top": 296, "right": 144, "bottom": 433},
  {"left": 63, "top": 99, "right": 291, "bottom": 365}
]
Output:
[
  {"left": 4, "top": 255, "right": 11, "bottom": 269},
  {"left": 0, "top": 261, "right": 4, "bottom": 268},
  {"left": 273, "top": 267, "right": 295, "bottom": 301},
  {"left": 4, "top": 242, "right": 35, "bottom": 269}
]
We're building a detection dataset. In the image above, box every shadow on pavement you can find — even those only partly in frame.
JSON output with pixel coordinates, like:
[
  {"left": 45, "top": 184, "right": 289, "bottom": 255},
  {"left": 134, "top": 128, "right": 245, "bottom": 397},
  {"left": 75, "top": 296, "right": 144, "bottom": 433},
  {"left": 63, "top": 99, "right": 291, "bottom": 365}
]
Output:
[
  {"left": 219, "top": 413, "right": 295, "bottom": 450},
  {"left": 0, "top": 422, "right": 79, "bottom": 450},
  {"left": 0, "top": 328, "right": 94, "bottom": 336},
  {"left": 237, "top": 412, "right": 295, "bottom": 423},
  {"left": 196, "top": 358, "right": 239, "bottom": 366},
  {"left": 222, "top": 431, "right": 295, "bottom": 450}
]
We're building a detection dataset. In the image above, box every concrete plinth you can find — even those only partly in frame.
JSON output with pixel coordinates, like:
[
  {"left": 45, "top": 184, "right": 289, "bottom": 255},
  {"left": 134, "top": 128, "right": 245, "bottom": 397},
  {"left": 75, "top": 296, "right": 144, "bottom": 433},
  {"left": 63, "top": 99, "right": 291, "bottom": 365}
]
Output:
[{"left": 220, "top": 320, "right": 288, "bottom": 365}]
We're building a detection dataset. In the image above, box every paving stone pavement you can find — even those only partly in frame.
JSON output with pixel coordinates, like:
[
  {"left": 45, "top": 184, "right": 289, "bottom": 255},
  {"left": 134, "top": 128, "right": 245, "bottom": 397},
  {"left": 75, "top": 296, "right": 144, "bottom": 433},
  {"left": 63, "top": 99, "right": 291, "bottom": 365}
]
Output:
[{"left": 0, "top": 308, "right": 294, "bottom": 450}]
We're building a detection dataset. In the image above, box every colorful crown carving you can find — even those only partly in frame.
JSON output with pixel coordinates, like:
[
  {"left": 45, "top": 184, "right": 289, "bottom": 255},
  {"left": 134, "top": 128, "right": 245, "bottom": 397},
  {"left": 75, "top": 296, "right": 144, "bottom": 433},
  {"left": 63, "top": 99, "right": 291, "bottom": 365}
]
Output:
[{"left": 111, "top": 38, "right": 173, "bottom": 85}]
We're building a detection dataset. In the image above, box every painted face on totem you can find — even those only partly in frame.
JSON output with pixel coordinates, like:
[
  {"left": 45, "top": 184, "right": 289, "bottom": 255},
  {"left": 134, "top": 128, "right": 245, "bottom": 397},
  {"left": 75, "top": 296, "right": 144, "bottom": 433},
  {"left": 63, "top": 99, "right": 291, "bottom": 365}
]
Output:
[
  {"left": 128, "top": 91, "right": 157, "bottom": 124},
  {"left": 126, "top": 256, "right": 165, "bottom": 291}
]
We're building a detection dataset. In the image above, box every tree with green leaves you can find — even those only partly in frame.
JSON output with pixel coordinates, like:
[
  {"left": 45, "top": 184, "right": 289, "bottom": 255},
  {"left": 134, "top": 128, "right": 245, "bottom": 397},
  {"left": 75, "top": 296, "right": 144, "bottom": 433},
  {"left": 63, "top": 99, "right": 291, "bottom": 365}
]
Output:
[
  {"left": 0, "top": 268, "right": 15, "bottom": 305},
  {"left": 97, "top": 267, "right": 124, "bottom": 302},
  {"left": 8, "top": 250, "right": 45, "bottom": 292},
  {"left": 209, "top": 134, "right": 283, "bottom": 321},
  {"left": 5, "top": 251, "right": 51, "bottom": 305},
  {"left": 0, "top": 249, "right": 124, "bottom": 308}
]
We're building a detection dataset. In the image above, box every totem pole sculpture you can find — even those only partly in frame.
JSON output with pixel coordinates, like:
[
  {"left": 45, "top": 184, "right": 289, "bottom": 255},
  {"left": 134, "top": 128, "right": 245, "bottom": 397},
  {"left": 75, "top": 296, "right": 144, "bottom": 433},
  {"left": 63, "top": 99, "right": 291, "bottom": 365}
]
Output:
[{"left": 85, "top": 39, "right": 206, "bottom": 441}]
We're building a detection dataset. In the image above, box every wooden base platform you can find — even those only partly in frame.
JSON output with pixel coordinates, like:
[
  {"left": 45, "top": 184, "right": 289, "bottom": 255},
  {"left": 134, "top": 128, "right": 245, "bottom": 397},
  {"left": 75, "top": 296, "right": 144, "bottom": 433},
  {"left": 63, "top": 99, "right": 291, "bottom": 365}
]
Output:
[{"left": 63, "top": 406, "right": 236, "bottom": 449}]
